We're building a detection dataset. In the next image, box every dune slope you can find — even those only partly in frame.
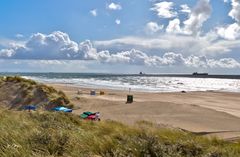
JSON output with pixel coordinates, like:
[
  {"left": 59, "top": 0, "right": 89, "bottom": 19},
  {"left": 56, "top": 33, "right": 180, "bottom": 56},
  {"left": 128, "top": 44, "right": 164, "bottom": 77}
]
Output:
[{"left": 0, "top": 76, "right": 73, "bottom": 110}]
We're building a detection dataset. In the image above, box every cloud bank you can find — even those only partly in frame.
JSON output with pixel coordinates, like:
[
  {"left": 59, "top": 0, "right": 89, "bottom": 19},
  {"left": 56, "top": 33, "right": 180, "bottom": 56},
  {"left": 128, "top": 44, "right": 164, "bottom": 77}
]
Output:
[{"left": 0, "top": 31, "right": 240, "bottom": 69}]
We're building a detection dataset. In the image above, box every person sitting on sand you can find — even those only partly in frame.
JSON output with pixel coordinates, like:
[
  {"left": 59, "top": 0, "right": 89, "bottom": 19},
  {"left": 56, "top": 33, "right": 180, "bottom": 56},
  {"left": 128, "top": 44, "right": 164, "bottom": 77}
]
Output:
[{"left": 95, "top": 112, "right": 100, "bottom": 121}]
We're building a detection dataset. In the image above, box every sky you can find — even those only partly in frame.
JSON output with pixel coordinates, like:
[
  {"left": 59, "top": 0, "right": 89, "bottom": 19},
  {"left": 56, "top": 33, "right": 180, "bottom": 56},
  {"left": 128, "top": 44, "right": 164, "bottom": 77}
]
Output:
[{"left": 0, "top": 0, "right": 240, "bottom": 74}]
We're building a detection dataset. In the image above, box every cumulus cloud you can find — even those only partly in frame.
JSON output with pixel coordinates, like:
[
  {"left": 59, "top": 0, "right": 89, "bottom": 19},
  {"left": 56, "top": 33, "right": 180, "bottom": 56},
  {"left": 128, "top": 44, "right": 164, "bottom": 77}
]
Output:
[
  {"left": 151, "top": 1, "right": 177, "bottom": 18},
  {"left": 90, "top": 9, "right": 97, "bottom": 17},
  {"left": 0, "top": 31, "right": 79, "bottom": 60},
  {"left": 185, "top": 55, "right": 208, "bottom": 68},
  {"left": 1, "top": 31, "right": 240, "bottom": 69},
  {"left": 217, "top": 0, "right": 240, "bottom": 40},
  {"left": 228, "top": 0, "right": 240, "bottom": 23},
  {"left": 208, "top": 58, "right": 240, "bottom": 68},
  {"left": 166, "top": 19, "right": 182, "bottom": 34},
  {"left": 86, "top": 48, "right": 240, "bottom": 69},
  {"left": 0, "top": 49, "right": 15, "bottom": 57},
  {"left": 183, "top": 0, "right": 212, "bottom": 35},
  {"left": 107, "top": 3, "right": 122, "bottom": 10},
  {"left": 145, "top": 22, "right": 164, "bottom": 34},
  {"left": 152, "top": 0, "right": 211, "bottom": 36},
  {"left": 217, "top": 23, "right": 240, "bottom": 40},
  {"left": 165, "top": 0, "right": 211, "bottom": 36}
]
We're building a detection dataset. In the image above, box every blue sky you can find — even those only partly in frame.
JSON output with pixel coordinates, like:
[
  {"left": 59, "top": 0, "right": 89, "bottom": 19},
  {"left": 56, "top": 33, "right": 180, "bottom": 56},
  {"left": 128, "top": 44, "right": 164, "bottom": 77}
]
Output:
[
  {"left": 0, "top": 0, "right": 150, "bottom": 40},
  {"left": 0, "top": 0, "right": 240, "bottom": 74}
]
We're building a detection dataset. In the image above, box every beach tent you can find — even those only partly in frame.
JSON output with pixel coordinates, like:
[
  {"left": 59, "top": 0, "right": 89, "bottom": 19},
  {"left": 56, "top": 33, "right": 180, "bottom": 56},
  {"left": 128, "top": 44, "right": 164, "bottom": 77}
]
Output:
[
  {"left": 80, "top": 111, "right": 93, "bottom": 118},
  {"left": 83, "top": 111, "right": 93, "bottom": 116},
  {"left": 24, "top": 105, "right": 36, "bottom": 111},
  {"left": 87, "top": 114, "right": 96, "bottom": 120},
  {"left": 80, "top": 113, "right": 89, "bottom": 119},
  {"left": 80, "top": 111, "right": 100, "bottom": 121},
  {"left": 52, "top": 106, "right": 72, "bottom": 113},
  {"left": 80, "top": 111, "right": 95, "bottom": 120}
]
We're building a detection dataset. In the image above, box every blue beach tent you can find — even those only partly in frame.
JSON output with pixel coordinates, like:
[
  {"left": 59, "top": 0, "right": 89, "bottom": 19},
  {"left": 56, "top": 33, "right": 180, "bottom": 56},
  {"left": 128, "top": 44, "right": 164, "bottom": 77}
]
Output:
[{"left": 24, "top": 105, "right": 36, "bottom": 111}]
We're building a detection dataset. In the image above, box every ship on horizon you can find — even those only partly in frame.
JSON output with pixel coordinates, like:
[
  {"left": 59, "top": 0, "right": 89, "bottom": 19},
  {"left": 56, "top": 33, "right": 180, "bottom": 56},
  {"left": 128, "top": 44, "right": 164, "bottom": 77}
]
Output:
[{"left": 192, "top": 72, "right": 208, "bottom": 76}]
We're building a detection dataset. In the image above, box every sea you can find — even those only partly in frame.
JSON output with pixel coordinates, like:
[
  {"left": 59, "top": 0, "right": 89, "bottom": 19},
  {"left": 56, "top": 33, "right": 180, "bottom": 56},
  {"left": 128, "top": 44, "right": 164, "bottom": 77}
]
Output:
[{"left": 1, "top": 73, "right": 240, "bottom": 93}]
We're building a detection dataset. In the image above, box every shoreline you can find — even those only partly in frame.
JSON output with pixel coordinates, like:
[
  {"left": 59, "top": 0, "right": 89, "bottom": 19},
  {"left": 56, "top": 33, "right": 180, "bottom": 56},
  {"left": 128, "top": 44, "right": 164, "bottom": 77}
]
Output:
[
  {"left": 46, "top": 82, "right": 240, "bottom": 93},
  {"left": 50, "top": 83, "right": 240, "bottom": 139}
]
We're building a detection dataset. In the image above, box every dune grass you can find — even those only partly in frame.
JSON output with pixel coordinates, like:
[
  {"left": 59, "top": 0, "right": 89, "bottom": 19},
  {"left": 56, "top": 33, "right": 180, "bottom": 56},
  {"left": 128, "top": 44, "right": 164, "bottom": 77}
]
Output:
[
  {"left": 1, "top": 76, "right": 240, "bottom": 156},
  {"left": 0, "top": 109, "right": 240, "bottom": 157},
  {"left": 0, "top": 76, "right": 73, "bottom": 110}
]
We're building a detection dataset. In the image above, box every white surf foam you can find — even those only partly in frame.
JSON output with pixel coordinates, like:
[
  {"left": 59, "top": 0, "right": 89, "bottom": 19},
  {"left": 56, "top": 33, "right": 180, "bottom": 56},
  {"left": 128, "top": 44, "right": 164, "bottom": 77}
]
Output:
[{"left": 23, "top": 76, "right": 240, "bottom": 93}]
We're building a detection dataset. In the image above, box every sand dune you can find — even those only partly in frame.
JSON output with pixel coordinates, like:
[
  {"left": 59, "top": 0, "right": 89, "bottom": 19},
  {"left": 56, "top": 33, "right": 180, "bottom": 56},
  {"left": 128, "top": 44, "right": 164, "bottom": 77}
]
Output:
[{"left": 51, "top": 84, "right": 240, "bottom": 140}]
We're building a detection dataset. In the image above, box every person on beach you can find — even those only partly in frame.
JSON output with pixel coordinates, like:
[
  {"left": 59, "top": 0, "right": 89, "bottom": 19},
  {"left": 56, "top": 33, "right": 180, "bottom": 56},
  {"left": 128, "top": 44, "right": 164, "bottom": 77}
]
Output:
[{"left": 95, "top": 112, "right": 100, "bottom": 121}]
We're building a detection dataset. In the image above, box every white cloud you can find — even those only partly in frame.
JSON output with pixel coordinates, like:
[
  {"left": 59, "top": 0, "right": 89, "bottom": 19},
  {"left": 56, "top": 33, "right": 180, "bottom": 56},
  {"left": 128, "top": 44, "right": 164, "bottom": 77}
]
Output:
[
  {"left": 180, "top": 4, "right": 191, "bottom": 14},
  {"left": 108, "top": 3, "right": 122, "bottom": 10},
  {"left": 90, "top": 9, "right": 97, "bottom": 17},
  {"left": 0, "top": 49, "right": 15, "bottom": 57},
  {"left": 115, "top": 19, "right": 121, "bottom": 25},
  {"left": 208, "top": 58, "right": 240, "bottom": 68},
  {"left": 145, "top": 22, "right": 164, "bottom": 34},
  {"left": 16, "top": 34, "right": 24, "bottom": 38},
  {"left": 217, "top": 23, "right": 240, "bottom": 40},
  {"left": 0, "top": 38, "right": 24, "bottom": 48},
  {"left": 166, "top": 19, "right": 182, "bottom": 34},
  {"left": 164, "top": 0, "right": 212, "bottom": 36},
  {"left": 0, "top": 31, "right": 79, "bottom": 59},
  {"left": 229, "top": 0, "right": 240, "bottom": 23},
  {"left": 89, "top": 48, "right": 240, "bottom": 69},
  {"left": 1, "top": 31, "right": 240, "bottom": 69},
  {"left": 78, "top": 40, "right": 98, "bottom": 60},
  {"left": 185, "top": 55, "right": 208, "bottom": 68},
  {"left": 94, "top": 34, "right": 240, "bottom": 56},
  {"left": 151, "top": 1, "right": 177, "bottom": 18},
  {"left": 216, "top": 0, "right": 240, "bottom": 40},
  {"left": 183, "top": 0, "right": 212, "bottom": 35}
]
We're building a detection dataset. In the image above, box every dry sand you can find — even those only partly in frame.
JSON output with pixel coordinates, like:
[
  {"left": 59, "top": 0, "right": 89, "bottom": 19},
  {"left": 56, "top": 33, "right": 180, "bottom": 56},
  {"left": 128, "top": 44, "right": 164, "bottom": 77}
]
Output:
[{"left": 50, "top": 83, "right": 240, "bottom": 140}]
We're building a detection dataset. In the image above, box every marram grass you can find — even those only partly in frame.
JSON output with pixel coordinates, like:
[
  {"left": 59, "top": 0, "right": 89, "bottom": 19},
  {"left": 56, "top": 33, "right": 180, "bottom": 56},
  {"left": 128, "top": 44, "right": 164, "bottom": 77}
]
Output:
[
  {"left": 0, "top": 109, "right": 240, "bottom": 157},
  {"left": 0, "top": 76, "right": 73, "bottom": 110}
]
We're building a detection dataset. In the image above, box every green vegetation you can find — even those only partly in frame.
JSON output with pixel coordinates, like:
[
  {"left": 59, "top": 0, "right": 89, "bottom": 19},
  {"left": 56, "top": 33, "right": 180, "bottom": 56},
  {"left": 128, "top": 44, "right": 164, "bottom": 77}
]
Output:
[
  {"left": 0, "top": 76, "right": 73, "bottom": 110},
  {"left": 0, "top": 109, "right": 240, "bottom": 157},
  {"left": 1, "top": 76, "right": 240, "bottom": 156}
]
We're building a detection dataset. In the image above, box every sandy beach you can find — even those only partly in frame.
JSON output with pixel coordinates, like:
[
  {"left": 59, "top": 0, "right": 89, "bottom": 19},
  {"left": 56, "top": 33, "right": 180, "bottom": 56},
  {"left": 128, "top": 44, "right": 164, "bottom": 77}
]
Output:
[{"left": 51, "top": 83, "right": 240, "bottom": 140}]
